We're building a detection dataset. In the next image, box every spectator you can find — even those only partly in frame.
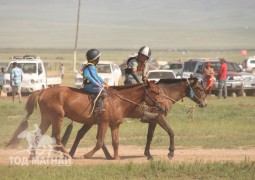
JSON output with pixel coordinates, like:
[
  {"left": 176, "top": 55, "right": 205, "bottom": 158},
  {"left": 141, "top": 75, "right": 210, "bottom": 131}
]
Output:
[
  {"left": 218, "top": 58, "right": 228, "bottom": 99},
  {"left": 202, "top": 62, "right": 214, "bottom": 95},
  {"left": 10, "top": 62, "right": 23, "bottom": 103},
  {"left": 60, "top": 64, "right": 64, "bottom": 79}
]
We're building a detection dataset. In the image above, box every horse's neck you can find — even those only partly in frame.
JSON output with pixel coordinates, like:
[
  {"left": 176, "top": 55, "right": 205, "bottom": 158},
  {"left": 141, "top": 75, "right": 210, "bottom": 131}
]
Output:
[
  {"left": 117, "top": 86, "right": 144, "bottom": 103},
  {"left": 159, "top": 82, "right": 187, "bottom": 102}
]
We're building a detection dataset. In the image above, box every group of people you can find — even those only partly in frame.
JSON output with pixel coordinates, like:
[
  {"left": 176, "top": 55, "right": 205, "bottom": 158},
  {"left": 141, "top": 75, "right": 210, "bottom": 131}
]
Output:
[
  {"left": 202, "top": 58, "right": 228, "bottom": 98},
  {"left": 9, "top": 47, "right": 228, "bottom": 108}
]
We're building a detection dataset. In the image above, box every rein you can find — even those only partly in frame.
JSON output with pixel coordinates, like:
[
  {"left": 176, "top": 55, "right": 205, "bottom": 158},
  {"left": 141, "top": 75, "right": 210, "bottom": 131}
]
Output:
[
  {"left": 87, "top": 88, "right": 104, "bottom": 117},
  {"left": 107, "top": 85, "right": 160, "bottom": 110},
  {"left": 160, "top": 90, "right": 196, "bottom": 115}
]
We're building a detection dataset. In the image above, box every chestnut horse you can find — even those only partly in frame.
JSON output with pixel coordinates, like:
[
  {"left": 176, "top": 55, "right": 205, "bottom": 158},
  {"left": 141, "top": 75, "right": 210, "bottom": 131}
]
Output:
[
  {"left": 68, "top": 78, "right": 207, "bottom": 159},
  {"left": 6, "top": 81, "right": 165, "bottom": 159}
]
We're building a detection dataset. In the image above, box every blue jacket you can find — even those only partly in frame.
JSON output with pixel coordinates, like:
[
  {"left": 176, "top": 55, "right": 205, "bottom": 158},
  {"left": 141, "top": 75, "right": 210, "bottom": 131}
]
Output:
[{"left": 83, "top": 63, "right": 104, "bottom": 93}]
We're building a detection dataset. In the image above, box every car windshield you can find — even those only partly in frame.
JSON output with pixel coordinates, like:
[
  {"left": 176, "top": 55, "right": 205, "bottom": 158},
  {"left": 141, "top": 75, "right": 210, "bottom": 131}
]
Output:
[
  {"left": 97, "top": 64, "right": 111, "bottom": 73},
  {"left": 170, "top": 63, "right": 182, "bottom": 69},
  {"left": 148, "top": 72, "right": 175, "bottom": 79},
  {"left": 183, "top": 61, "right": 198, "bottom": 72},
  {"left": 7, "top": 63, "right": 37, "bottom": 73}
]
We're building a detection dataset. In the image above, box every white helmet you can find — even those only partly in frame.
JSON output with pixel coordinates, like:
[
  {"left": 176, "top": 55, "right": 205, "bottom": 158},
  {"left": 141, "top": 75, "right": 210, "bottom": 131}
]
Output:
[{"left": 138, "top": 46, "right": 151, "bottom": 58}]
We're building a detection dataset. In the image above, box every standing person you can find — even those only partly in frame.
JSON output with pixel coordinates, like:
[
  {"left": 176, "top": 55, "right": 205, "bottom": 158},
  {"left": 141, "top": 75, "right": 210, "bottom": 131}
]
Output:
[
  {"left": 10, "top": 62, "right": 23, "bottom": 103},
  {"left": 218, "top": 58, "right": 228, "bottom": 99},
  {"left": 60, "top": 64, "right": 64, "bottom": 79},
  {"left": 202, "top": 62, "right": 214, "bottom": 95},
  {"left": 124, "top": 46, "right": 158, "bottom": 122},
  {"left": 83, "top": 49, "right": 109, "bottom": 113}
]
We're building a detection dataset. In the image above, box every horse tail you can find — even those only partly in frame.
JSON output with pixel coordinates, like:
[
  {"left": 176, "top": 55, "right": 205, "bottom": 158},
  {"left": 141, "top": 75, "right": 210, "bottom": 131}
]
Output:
[{"left": 5, "top": 90, "right": 44, "bottom": 148}]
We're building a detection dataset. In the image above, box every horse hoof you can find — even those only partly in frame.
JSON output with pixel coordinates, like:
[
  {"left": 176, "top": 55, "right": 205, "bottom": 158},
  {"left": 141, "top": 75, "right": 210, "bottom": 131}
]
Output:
[
  {"left": 106, "top": 156, "right": 114, "bottom": 160},
  {"left": 113, "top": 156, "right": 120, "bottom": 160},
  {"left": 147, "top": 156, "right": 153, "bottom": 160},
  {"left": 168, "top": 152, "right": 174, "bottom": 160},
  {"left": 83, "top": 154, "right": 91, "bottom": 159}
]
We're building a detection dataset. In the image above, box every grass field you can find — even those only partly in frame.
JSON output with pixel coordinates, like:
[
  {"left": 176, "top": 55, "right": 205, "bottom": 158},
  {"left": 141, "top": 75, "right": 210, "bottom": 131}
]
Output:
[{"left": 0, "top": 49, "right": 255, "bottom": 179}]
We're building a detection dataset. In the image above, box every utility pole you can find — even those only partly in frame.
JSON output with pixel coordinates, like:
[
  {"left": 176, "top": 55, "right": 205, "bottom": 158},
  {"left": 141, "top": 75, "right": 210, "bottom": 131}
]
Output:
[{"left": 73, "top": 0, "right": 81, "bottom": 72}]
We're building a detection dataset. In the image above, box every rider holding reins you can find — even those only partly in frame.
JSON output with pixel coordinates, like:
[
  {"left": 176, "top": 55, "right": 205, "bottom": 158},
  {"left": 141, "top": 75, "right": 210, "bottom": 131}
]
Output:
[
  {"left": 83, "top": 49, "right": 109, "bottom": 114},
  {"left": 124, "top": 46, "right": 158, "bottom": 122}
]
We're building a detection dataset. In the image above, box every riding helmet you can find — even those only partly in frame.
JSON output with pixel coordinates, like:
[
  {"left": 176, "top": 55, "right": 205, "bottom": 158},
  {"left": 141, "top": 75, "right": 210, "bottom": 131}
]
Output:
[
  {"left": 138, "top": 46, "right": 151, "bottom": 58},
  {"left": 86, "top": 49, "right": 101, "bottom": 62}
]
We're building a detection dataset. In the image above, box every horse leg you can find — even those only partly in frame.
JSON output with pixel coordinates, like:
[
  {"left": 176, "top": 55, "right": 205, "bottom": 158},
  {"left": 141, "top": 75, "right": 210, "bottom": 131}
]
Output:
[
  {"left": 102, "top": 143, "right": 113, "bottom": 160},
  {"left": 157, "top": 116, "right": 175, "bottom": 159},
  {"left": 69, "top": 123, "right": 93, "bottom": 158},
  {"left": 29, "top": 119, "right": 51, "bottom": 160},
  {"left": 51, "top": 118, "right": 69, "bottom": 155},
  {"left": 110, "top": 125, "right": 120, "bottom": 160},
  {"left": 144, "top": 121, "right": 157, "bottom": 160},
  {"left": 83, "top": 122, "right": 109, "bottom": 159}
]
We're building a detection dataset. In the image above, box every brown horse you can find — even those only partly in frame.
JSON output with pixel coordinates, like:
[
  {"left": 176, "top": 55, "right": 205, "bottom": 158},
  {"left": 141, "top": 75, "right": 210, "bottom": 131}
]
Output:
[
  {"left": 68, "top": 78, "right": 207, "bottom": 159},
  {"left": 6, "top": 81, "right": 165, "bottom": 160}
]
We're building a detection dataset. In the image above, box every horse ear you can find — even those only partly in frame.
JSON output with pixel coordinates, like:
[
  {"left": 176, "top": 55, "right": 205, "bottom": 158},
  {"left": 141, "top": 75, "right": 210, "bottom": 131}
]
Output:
[{"left": 147, "top": 81, "right": 159, "bottom": 94}]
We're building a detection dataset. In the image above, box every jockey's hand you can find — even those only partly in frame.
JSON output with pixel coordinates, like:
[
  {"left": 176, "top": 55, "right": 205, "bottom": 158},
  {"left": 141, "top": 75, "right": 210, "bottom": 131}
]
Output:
[
  {"left": 103, "top": 83, "right": 109, "bottom": 89},
  {"left": 142, "top": 76, "right": 147, "bottom": 82}
]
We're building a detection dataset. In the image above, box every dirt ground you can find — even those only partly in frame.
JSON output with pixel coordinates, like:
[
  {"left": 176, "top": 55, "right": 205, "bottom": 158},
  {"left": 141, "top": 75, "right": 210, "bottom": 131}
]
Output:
[{"left": 1, "top": 146, "right": 255, "bottom": 166}]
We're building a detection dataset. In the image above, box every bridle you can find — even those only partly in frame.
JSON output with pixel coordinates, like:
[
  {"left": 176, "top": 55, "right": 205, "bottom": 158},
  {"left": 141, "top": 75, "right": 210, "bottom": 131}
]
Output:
[{"left": 185, "top": 79, "right": 206, "bottom": 106}]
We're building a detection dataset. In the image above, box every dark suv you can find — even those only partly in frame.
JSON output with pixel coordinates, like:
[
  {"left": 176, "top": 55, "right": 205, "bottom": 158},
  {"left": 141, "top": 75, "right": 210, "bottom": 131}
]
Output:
[{"left": 182, "top": 59, "right": 244, "bottom": 96}]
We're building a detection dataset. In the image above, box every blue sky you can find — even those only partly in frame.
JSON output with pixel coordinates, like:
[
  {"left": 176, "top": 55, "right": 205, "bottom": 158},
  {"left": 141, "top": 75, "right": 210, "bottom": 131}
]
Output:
[{"left": 0, "top": 0, "right": 254, "bottom": 49}]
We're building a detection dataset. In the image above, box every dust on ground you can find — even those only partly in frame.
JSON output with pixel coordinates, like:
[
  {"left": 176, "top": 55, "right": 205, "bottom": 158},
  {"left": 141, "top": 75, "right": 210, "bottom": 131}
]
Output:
[{"left": 1, "top": 146, "right": 255, "bottom": 166}]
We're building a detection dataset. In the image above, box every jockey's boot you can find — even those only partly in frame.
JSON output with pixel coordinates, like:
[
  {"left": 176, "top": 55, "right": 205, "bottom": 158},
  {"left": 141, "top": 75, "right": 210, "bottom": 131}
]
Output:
[
  {"left": 140, "top": 111, "right": 158, "bottom": 123},
  {"left": 94, "top": 97, "right": 105, "bottom": 114}
]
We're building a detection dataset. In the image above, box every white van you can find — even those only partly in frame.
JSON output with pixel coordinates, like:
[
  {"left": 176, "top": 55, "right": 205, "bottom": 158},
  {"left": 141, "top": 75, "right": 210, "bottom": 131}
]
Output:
[
  {"left": 3, "top": 55, "right": 61, "bottom": 95},
  {"left": 241, "top": 56, "right": 255, "bottom": 74}
]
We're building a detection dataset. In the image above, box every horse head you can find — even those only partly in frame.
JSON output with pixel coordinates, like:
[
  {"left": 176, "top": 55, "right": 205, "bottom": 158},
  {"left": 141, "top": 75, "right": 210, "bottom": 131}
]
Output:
[{"left": 186, "top": 78, "right": 207, "bottom": 108}]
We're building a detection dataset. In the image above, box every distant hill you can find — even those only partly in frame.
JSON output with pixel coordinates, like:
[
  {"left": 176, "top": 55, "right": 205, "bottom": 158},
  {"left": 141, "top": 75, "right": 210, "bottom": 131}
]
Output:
[{"left": 0, "top": 0, "right": 254, "bottom": 49}]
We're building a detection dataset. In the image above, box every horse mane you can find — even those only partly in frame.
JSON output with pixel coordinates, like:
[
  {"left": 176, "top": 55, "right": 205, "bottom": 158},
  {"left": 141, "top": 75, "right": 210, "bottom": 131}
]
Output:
[
  {"left": 157, "top": 78, "right": 196, "bottom": 84},
  {"left": 67, "top": 87, "right": 90, "bottom": 94},
  {"left": 110, "top": 83, "right": 143, "bottom": 90},
  {"left": 157, "top": 79, "right": 185, "bottom": 84}
]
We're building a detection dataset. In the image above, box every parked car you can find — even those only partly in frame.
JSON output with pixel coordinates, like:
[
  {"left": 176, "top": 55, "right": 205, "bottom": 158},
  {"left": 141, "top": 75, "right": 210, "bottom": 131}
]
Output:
[
  {"left": 241, "top": 56, "right": 255, "bottom": 74},
  {"left": 161, "top": 62, "right": 184, "bottom": 78},
  {"left": 181, "top": 58, "right": 244, "bottom": 96},
  {"left": 231, "top": 61, "right": 255, "bottom": 96},
  {"left": 75, "top": 61, "right": 122, "bottom": 88},
  {"left": 2, "top": 55, "right": 62, "bottom": 95},
  {"left": 147, "top": 70, "right": 176, "bottom": 82}
]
